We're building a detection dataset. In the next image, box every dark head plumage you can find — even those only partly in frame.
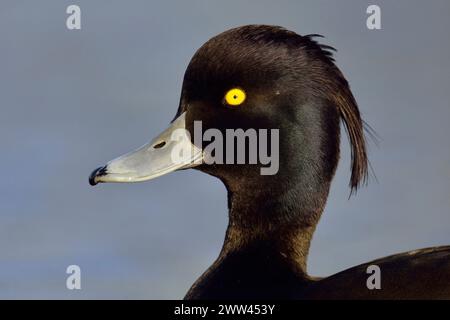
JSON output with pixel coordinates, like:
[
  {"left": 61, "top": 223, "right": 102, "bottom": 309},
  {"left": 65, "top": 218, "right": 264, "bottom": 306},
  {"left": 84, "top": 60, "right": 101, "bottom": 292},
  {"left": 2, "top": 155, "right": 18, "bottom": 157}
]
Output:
[{"left": 177, "top": 25, "right": 369, "bottom": 193}]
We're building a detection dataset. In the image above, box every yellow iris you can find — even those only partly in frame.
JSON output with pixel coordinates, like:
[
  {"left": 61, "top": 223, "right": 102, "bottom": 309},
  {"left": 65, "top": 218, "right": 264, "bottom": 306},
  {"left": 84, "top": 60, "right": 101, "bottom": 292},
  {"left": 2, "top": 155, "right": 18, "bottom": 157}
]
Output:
[{"left": 225, "top": 88, "right": 246, "bottom": 106}]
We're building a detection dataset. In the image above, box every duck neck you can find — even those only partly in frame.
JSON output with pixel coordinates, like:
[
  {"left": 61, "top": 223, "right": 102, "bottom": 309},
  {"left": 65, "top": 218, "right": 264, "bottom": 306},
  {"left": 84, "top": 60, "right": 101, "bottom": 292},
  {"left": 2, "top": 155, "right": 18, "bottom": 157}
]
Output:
[{"left": 220, "top": 181, "right": 328, "bottom": 276}]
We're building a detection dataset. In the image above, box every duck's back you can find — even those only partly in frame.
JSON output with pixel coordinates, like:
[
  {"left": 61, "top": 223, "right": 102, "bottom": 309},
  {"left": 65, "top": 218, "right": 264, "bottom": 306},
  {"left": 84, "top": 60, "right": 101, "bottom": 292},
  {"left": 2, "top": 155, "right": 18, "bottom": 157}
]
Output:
[{"left": 301, "top": 246, "right": 450, "bottom": 299}]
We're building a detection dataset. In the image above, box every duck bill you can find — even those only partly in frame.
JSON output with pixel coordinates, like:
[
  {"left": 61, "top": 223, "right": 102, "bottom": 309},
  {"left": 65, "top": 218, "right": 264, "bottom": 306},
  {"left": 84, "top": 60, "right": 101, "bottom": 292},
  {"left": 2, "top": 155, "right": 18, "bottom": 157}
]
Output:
[{"left": 89, "top": 112, "right": 203, "bottom": 186}]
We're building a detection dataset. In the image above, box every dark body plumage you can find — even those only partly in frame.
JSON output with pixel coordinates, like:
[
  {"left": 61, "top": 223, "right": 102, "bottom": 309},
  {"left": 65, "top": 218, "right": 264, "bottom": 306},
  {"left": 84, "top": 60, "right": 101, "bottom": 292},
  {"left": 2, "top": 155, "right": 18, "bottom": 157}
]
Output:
[{"left": 186, "top": 245, "right": 450, "bottom": 299}]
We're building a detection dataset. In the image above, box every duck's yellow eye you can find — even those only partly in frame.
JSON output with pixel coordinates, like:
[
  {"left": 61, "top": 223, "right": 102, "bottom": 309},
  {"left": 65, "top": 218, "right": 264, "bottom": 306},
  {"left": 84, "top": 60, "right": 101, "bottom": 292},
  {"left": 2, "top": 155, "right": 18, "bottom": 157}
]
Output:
[{"left": 225, "top": 88, "right": 246, "bottom": 106}]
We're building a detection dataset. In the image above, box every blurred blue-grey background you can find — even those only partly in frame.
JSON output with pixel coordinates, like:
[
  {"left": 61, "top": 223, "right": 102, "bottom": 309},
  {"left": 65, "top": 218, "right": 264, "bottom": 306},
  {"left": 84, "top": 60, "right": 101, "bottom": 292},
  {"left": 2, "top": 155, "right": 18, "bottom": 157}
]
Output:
[{"left": 0, "top": 0, "right": 449, "bottom": 299}]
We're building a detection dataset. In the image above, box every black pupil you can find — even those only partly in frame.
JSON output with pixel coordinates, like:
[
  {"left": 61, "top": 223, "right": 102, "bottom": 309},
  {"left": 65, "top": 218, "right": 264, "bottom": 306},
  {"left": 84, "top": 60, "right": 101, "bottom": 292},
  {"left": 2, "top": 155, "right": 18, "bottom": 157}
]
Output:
[{"left": 233, "top": 95, "right": 238, "bottom": 99}]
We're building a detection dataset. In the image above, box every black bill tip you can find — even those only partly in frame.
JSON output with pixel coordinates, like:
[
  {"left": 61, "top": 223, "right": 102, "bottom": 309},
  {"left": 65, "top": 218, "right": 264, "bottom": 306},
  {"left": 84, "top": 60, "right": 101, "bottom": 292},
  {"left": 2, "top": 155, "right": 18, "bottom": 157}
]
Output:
[{"left": 89, "top": 166, "right": 107, "bottom": 186}]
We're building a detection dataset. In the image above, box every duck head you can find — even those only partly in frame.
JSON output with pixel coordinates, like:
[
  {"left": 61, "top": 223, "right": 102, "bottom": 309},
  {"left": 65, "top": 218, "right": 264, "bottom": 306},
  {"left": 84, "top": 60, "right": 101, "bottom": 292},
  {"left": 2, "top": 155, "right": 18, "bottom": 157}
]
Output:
[{"left": 89, "top": 25, "right": 368, "bottom": 265}]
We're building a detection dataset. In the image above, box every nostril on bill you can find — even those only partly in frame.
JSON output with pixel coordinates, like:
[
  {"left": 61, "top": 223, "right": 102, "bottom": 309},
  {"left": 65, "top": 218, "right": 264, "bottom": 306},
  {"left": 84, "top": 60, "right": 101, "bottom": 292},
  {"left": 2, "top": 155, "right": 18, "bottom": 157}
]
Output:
[{"left": 153, "top": 141, "right": 166, "bottom": 149}]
